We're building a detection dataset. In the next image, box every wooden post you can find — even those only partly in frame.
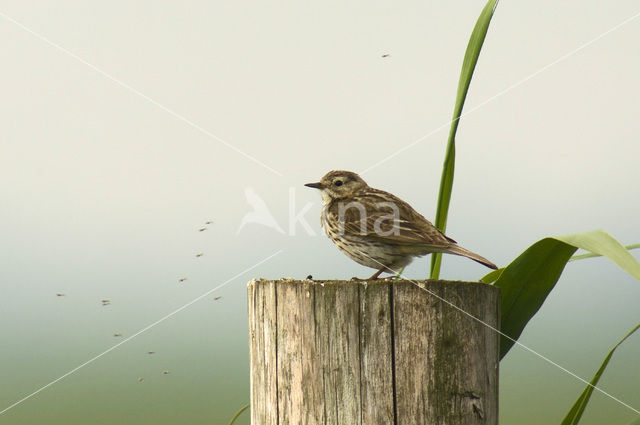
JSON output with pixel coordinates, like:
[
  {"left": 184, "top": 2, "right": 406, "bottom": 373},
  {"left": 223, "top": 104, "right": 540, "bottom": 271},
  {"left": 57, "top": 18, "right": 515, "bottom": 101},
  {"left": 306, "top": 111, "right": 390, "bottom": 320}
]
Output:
[{"left": 248, "top": 278, "right": 500, "bottom": 425}]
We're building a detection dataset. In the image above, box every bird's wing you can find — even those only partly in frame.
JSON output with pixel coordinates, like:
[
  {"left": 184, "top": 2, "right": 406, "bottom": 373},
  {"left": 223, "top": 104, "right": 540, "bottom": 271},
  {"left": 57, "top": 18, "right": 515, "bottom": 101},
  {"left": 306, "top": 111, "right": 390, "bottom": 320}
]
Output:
[{"left": 328, "top": 190, "right": 455, "bottom": 247}]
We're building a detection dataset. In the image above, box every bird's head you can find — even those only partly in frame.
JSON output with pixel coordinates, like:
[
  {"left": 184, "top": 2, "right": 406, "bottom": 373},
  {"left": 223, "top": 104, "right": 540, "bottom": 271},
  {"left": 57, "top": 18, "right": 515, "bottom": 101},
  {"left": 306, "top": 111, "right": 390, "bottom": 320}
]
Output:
[{"left": 305, "top": 170, "right": 368, "bottom": 203}]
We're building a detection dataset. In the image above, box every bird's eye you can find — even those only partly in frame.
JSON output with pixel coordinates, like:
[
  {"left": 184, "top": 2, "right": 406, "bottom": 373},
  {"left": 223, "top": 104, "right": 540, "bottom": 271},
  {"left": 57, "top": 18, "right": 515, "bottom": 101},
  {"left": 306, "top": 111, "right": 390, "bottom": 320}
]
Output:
[{"left": 334, "top": 180, "right": 343, "bottom": 187}]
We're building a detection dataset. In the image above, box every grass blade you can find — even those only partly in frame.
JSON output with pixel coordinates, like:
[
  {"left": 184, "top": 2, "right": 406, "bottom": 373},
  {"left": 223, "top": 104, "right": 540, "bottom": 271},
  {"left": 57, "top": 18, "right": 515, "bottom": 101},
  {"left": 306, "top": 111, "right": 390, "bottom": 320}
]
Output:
[
  {"left": 560, "top": 324, "right": 640, "bottom": 425},
  {"left": 483, "top": 242, "right": 640, "bottom": 284},
  {"left": 495, "top": 238, "right": 576, "bottom": 358},
  {"left": 556, "top": 231, "right": 640, "bottom": 280},
  {"left": 227, "top": 403, "right": 249, "bottom": 425},
  {"left": 480, "top": 267, "right": 503, "bottom": 284},
  {"left": 569, "top": 243, "right": 640, "bottom": 262},
  {"left": 495, "top": 230, "right": 640, "bottom": 359},
  {"left": 431, "top": 0, "right": 499, "bottom": 279}
]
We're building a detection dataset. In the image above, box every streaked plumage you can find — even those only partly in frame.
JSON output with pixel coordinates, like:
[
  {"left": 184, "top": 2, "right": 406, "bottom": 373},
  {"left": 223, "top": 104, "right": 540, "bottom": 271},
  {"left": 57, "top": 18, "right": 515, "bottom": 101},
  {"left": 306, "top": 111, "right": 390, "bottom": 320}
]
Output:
[{"left": 305, "top": 170, "right": 497, "bottom": 279}]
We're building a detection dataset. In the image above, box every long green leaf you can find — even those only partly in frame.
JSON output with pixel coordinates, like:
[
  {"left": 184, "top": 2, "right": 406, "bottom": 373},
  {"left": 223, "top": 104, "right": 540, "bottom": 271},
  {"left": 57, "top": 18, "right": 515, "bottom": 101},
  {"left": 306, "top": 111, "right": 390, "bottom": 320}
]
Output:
[
  {"left": 227, "top": 404, "right": 249, "bottom": 425},
  {"left": 556, "top": 233, "right": 640, "bottom": 279},
  {"left": 481, "top": 242, "right": 640, "bottom": 284},
  {"left": 479, "top": 267, "right": 502, "bottom": 284},
  {"left": 493, "top": 229, "right": 640, "bottom": 359},
  {"left": 430, "top": 0, "right": 499, "bottom": 279},
  {"left": 568, "top": 243, "right": 640, "bottom": 262},
  {"left": 495, "top": 238, "right": 576, "bottom": 358},
  {"left": 560, "top": 324, "right": 640, "bottom": 425}
]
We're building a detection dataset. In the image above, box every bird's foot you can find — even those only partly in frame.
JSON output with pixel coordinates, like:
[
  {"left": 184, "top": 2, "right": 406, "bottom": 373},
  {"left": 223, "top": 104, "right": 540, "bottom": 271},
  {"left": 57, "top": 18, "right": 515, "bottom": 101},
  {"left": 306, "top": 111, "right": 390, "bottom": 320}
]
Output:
[
  {"left": 351, "top": 267, "right": 387, "bottom": 281},
  {"left": 389, "top": 267, "right": 406, "bottom": 281}
]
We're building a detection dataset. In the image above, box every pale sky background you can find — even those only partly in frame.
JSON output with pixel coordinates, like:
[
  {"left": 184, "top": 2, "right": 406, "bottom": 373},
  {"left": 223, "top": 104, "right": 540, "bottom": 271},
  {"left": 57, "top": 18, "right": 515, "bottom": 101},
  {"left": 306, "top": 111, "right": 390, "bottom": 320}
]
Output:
[{"left": 1, "top": 1, "right": 640, "bottom": 424}]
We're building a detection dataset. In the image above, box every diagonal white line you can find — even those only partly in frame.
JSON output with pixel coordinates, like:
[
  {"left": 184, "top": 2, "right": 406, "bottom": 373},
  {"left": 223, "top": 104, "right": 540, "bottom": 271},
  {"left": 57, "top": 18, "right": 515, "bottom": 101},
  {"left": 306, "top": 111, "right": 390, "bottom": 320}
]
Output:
[
  {"left": 361, "top": 10, "right": 640, "bottom": 175},
  {"left": 360, "top": 252, "right": 640, "bottom": 415},
  {"left": 0, "top": 10, "right": 283, "bottom": 177},
  {"left": 0, "top": 249, "right": 283, "bottom": 416}
]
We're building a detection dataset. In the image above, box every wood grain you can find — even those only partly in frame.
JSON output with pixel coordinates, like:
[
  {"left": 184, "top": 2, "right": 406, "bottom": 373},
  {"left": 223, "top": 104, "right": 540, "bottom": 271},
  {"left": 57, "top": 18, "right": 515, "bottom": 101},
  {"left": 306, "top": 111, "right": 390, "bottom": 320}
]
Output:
[{"left": 248, "top": 278, "right": 499, "bottom": 425}]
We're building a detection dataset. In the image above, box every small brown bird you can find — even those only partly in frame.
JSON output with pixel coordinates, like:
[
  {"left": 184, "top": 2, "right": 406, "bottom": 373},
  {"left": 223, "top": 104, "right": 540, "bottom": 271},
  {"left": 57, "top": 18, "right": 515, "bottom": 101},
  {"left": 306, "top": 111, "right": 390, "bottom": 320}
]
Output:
[{"left": 305, "top": 170, "right": 497, "bottom": 280}]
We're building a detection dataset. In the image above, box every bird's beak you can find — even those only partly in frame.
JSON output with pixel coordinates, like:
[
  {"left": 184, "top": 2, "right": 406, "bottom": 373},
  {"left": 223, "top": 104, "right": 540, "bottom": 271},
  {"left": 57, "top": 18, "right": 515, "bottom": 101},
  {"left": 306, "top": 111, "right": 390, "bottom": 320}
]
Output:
[{"left": 304, "top": 182, "right": 323, "bottom": 189}]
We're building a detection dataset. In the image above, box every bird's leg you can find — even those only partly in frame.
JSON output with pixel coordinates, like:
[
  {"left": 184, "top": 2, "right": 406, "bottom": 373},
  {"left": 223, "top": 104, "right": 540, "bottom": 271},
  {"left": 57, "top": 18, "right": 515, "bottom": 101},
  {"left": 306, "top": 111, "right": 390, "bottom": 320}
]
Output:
[
  {"left": 351, "top": 268, "right": 385, "bottom": 281},
  {"left": 389, "top": 267, "right": 405, "bottom": 281},
  {"left": 368, "top": 268, "right": 385, "bottom": 280}
]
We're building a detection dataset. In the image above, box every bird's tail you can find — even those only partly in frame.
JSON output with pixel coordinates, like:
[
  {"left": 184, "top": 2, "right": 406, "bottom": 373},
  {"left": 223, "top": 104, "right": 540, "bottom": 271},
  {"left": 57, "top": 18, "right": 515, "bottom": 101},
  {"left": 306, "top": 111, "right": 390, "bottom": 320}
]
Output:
[{"left": 445, "top": 245, "right": 498, "bottom": 270}]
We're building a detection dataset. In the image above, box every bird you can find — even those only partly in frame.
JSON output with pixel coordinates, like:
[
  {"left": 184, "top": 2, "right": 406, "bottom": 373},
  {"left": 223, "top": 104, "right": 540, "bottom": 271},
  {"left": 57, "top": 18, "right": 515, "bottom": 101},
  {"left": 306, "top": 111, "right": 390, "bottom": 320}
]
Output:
[{"left": 305, "top": 170, "right": 497, "bottom": 280}]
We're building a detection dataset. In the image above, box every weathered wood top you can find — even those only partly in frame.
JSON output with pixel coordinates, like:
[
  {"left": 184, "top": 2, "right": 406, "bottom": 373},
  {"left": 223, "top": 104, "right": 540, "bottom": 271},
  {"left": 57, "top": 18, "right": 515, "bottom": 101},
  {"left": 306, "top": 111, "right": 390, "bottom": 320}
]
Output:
[{"left": 248, "top": 278, "right": 500, "bottom": 425}]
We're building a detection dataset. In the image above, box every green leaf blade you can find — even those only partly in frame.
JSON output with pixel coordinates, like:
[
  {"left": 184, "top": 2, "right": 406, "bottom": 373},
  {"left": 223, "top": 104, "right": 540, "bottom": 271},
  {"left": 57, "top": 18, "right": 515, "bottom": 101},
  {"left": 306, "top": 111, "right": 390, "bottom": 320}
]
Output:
[
  {"left": 227, "top": 404, "right": 249, "bottom": 425},
  {"left": 558, "top": 231, "right": 640, "bottom": 280},
  {"left": 495, "top": 239, "right": 576, "bottom": 358},
  {"left": 496, "top": 230, "right": 640, "bottom": 359},
  {"left": 431, "top": 0, "right": 499, "bottom": 279},
  {"left": 560, "top": 324, "right": 640, "bottom": 425},
  {"left": 569, "top": 242, "right": 640, "bottom": 261},
  {"left": 480, "top": 267, "right": 503, "bottom": 284}
]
